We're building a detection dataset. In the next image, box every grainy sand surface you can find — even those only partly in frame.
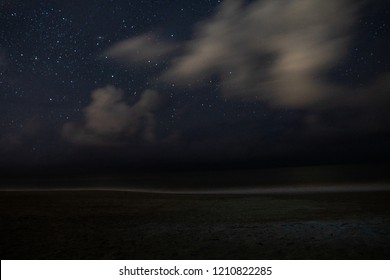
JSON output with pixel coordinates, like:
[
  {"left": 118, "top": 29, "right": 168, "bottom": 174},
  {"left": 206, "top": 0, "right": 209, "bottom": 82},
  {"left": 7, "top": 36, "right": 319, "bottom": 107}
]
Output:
[{"left": 1, "top": 190, "right": 389, "bottom": 259}]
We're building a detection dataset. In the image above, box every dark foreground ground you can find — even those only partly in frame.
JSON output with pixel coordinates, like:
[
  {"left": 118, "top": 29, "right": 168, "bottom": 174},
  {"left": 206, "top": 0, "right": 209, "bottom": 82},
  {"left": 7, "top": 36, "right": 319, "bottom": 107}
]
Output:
[{"left": 1, "top": 190, "right": 390, "bottom": 259}]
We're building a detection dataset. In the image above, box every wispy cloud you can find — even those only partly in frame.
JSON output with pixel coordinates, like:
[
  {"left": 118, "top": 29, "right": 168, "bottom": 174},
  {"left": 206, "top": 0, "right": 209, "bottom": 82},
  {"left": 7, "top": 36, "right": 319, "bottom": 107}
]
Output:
[
  {"left": 105, "top": 0, "right": 359, "bottom": 108},
  {"left": 101, "top": 0, "right": 389, "bottom": 142},
  {"left": 162, "top": 0, "right": 356, "bottom": 107},
  {"left": 105, "top": 33, "right": 177, "bottom": 65}
]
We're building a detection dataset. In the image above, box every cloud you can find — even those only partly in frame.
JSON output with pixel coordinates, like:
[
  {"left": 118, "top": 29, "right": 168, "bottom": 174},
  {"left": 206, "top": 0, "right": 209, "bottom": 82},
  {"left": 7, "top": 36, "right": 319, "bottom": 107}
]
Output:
[
  {"left": 305, "top": 73, "right": 390, "bottom": 134},
  {"left": 0, "top": 0, "right": 20, "bottom": 11},
  {"left": 102, "top": 0, "right": 389, "bottom": 139},
  {"left": 105, "top": 0, "right": 359, "bottom": 108},
  {"left": 0, "top": 119, "right": 41, "bottom": 149},
  {"left": 0, "top": 118, "right": 49, "bottom": 165},
  {"left": 62, "top": 86, "right": 161, "bottom": 145},
  {"left": 162, "top": 0, "right": 357, "bottom": 107},
  {"left": 105, "top": 33, "right": 177, "bottom": 65}
]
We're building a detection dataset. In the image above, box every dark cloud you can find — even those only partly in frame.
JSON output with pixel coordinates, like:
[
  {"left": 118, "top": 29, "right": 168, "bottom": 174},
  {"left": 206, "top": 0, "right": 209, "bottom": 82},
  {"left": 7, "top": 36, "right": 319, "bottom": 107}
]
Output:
[
  {"left": 0, "top": 0, "right": 19, "bottom": 11},
  {"left": 306, "top": 73, "right": 390, "bottom": 134},
  {"left": 0, "top": 49, "right": 9, "bottom": 71},
  {"left": 62, "top": 86, "right": 161, "bottom": 146},
  {"left": 0, "top": 118, "right": 56, "bottom": 167},
  {"left": 0, "top": 119, "right": 41, "bottom": 151}
]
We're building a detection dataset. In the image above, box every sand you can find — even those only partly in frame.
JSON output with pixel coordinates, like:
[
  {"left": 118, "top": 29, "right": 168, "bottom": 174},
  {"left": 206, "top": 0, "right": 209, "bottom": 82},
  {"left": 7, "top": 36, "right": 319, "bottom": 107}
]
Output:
[{"left": 1, "top": 190, "right": 389, "bottom": 259}]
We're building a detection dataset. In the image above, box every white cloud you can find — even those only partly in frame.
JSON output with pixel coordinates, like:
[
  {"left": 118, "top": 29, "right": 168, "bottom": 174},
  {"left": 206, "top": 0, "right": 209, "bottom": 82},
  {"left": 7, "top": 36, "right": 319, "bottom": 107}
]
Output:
[{"left": 62, "top": 86, "right": 161, "bottom": 145}]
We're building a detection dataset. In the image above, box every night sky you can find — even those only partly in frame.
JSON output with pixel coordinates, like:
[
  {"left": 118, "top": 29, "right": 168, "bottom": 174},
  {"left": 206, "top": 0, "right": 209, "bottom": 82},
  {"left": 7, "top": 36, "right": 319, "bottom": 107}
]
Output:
[{"left": 1, "top": 0, "right": 390, "bottom": 176}]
